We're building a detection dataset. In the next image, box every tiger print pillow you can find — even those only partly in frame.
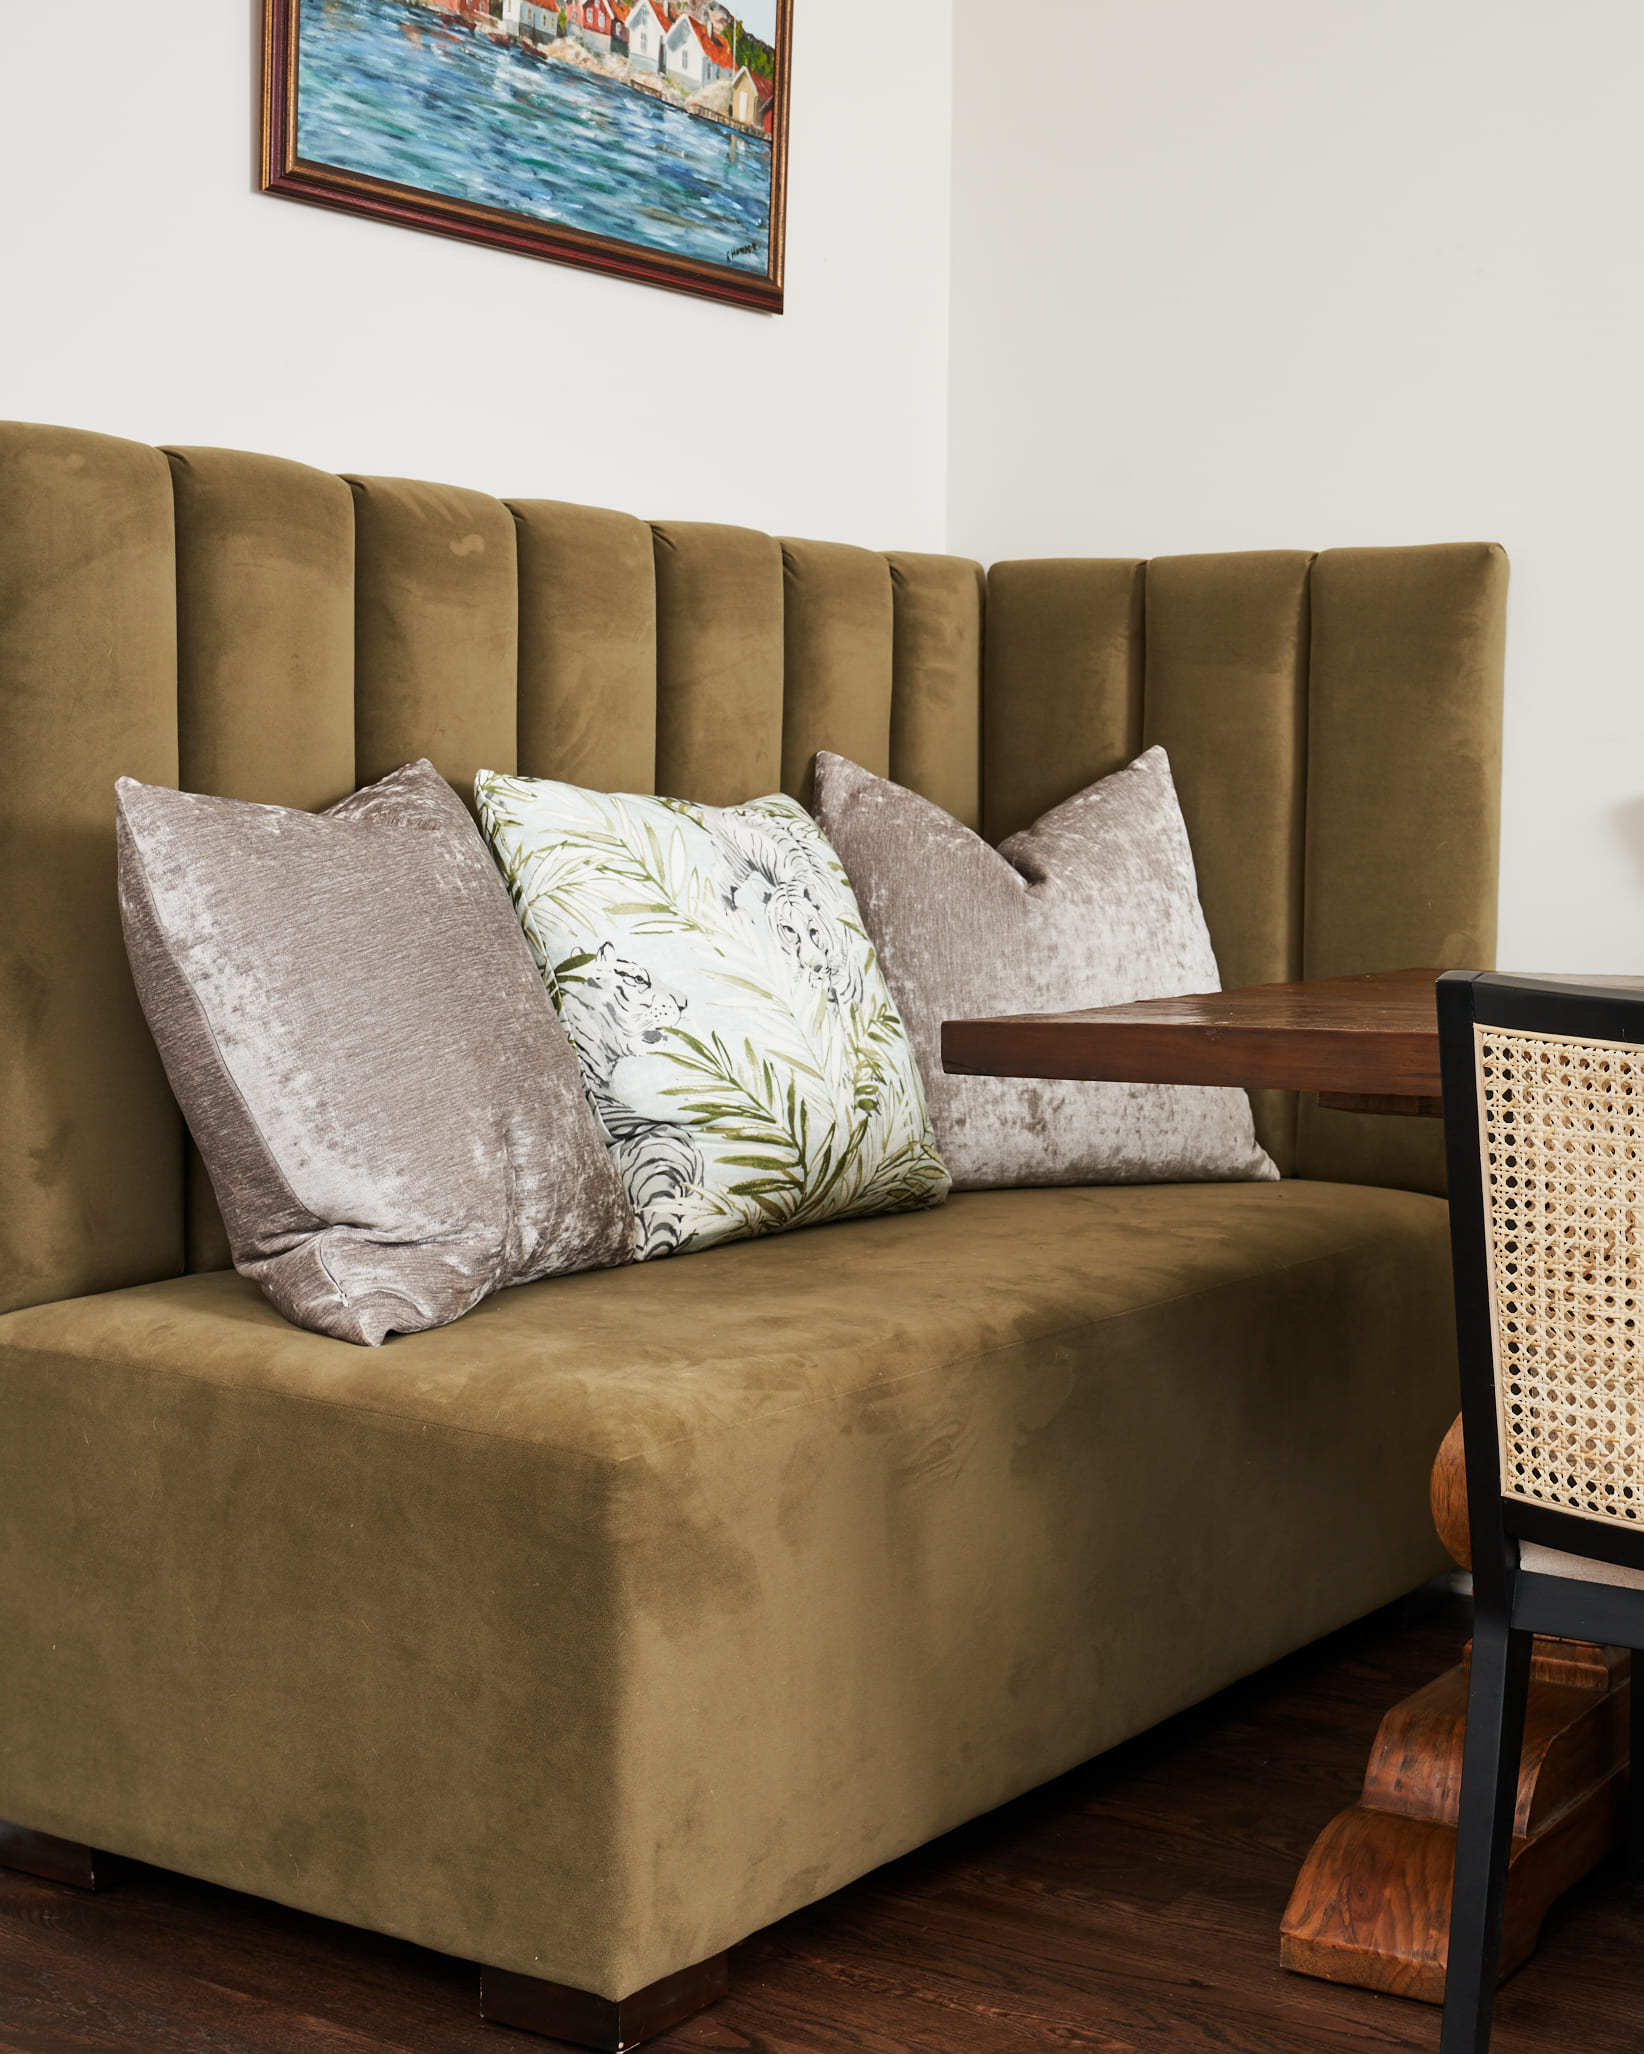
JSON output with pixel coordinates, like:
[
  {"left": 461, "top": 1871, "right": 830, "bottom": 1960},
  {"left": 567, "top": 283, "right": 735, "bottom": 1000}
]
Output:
[{"left": 474, "top": 773, "right": 951, "bottom": 1260}]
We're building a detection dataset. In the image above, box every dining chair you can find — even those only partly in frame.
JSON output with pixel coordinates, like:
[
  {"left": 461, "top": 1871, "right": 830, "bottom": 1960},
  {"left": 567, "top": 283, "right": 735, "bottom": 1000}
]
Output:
[{"left": 1438, "top": 970, "right": 1644, "bottom": 2054}]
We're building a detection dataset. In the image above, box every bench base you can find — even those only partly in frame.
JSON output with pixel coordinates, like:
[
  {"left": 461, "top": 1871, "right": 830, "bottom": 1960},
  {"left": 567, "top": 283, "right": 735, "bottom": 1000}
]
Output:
[
  {"left": 0, "top": 1819, "right": 115, "bottom": 1891},
  {"left": 481, "top": 1952, "right": 730, "bottom": 2050},
  {"left": 0, "top": 1816, "right": 724, "bottom": 2048}
]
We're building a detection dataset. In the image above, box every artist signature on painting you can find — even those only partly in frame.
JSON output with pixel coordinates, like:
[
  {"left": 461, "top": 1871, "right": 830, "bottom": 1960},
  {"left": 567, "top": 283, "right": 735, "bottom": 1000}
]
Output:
[{"left": 729, "top": 240, "right": 758, "bottom": 258}]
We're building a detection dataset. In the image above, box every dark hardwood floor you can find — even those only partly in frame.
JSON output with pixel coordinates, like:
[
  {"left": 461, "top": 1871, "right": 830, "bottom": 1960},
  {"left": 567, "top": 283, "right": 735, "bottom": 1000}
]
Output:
[{"left": 4, "top": 1589, "right": 1641, "bottom": 2053}]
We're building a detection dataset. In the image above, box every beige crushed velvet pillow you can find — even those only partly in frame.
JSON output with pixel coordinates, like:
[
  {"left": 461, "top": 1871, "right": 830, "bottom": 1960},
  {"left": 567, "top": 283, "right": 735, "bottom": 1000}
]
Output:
[
  {"left": 116, "top": 759, "right": 637, "bottom": 1345},
  {"left": 812, "top": 748, "right": 1278, "bottom": 1190}
]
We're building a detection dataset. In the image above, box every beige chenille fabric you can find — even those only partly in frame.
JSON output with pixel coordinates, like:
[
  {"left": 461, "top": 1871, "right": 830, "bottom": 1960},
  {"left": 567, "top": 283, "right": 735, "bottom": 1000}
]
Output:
[
  {"left": 115, "top": 759, "right": 637, "bottom": 1344},
  {"left": 813, "top": 747, "right": 1278, "bottom": 1190}
]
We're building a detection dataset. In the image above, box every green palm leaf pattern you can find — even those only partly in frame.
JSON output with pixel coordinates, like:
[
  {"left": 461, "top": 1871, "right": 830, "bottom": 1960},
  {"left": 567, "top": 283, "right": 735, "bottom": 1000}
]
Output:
[{"left": 475, "top": 772, "right": 950, "bottom": 1258}]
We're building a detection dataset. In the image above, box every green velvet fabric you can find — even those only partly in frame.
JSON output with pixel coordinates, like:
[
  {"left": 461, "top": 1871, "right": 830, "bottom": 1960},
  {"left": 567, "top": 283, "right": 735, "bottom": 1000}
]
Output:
[
  {"left": 0, "top": 1181, "right": 1454, "bottom": 1998},
  {"left": 1298, "top": 543, "right": 1508, "bottom": 1194},
  {"left": 983, "top": 558, "right": 1146, "bottom": 844},
  {"left": 0, "top": 423, "right": 182, "bottom": 1315},
  {"left": 167, "top": 446, "right": 358, "bottom": 1276},
  {"left": 0, "top": 427, "right": 1508, "bottom": 2009},
  {"left": 511, "top": 499, "right": 657, "bottom": 794},
  {"left": 884, "top": 551, "right": 985, "bottom": 832},
  {"left": 1142, "top": 552, "right": 1313, "bottom": 1175},
  {"left": 348, "top": 476, "right": 518, "bottom": 808},
  {"left": 652, "top": 521, "right": 784, "bottom": 806},
  {"left": 168, "top": 448, "right": 357, "bottom": 811},
  {"left": 778, "top": 538, "right": 893, "bottom": 809}
]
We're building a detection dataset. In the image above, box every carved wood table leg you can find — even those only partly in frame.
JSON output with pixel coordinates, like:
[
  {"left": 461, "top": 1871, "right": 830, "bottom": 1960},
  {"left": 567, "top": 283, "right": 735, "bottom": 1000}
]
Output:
[
  {"left": 481, "top": 1952, "right": 729, "bottom": 2050},
  {"left": 1279, "top": 1413, "right": 1631, "bottom": 2000},
  {"left": 0, "top": 1819, "right": 116, "bottom": 1891}
]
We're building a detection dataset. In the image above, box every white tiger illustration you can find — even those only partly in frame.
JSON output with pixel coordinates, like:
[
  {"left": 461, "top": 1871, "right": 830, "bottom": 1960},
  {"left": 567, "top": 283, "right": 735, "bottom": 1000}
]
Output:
[
  {"left": 597, "top": 1096, "right": 701, "bottom": 1260},
  {"left": 708, "top": 817, "right": 866, "bottom": 1010},
  {"left": 556, "top": 942, "right": 688, "bottom": 1085},
  {"left": 556, "top": 943, "right": 705, "bottom": 1260}
]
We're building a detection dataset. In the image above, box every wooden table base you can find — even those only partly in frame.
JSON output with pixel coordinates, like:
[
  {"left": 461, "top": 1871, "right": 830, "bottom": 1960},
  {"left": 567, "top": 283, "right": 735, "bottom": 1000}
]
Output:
[
  {"left": 1280, "top": 1416, "right": 1632, "bottom": 2001},
  {"left": 1280, "top": 1636, "right": 1629, "bottom": 2000}
]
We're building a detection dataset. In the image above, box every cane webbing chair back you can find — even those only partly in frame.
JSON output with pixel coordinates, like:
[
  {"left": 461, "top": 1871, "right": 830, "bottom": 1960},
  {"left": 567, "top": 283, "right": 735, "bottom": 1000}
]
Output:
[
  {"left": 1476, "top": 1023, "right": 1644, "bottom": 1531},
  {"left": 1438, "top": 972, "right": 1644, "bottom": 2054},
  {"left": 1442, "top": 973, "right": 1644, "bottom": 1581}
]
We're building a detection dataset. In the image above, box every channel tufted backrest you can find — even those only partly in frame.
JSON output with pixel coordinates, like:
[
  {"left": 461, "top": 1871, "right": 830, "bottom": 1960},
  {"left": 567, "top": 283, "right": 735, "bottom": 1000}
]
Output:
[
  {"left": 984, "top": 543, "right": 1506, "bottom": 1183},
  {"left": 0, "top": 420, "right": 1503, "bottom": 1314}
]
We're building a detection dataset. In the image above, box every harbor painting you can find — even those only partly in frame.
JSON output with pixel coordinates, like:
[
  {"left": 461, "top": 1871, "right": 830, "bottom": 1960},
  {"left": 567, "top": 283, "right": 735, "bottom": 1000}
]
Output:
[{"left": 262, "top": 0, "right": 790, "bottom": 311}]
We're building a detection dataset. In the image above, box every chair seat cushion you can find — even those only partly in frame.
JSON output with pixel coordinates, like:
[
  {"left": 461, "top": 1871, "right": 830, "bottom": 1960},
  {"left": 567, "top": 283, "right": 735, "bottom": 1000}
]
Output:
[
  {"left": 1518, "top": 1542, "right": 1644, "bottom": 1591},
  {"left": 0, "top": 1180, "right": 1457, "bottom": 2000}
]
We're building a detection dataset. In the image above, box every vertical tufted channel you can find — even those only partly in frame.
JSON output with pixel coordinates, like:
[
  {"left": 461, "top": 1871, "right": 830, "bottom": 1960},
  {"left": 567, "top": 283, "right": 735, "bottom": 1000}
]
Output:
[
  {"left": 1142, "top": 552, "right": 1313, "bottom": 1172},
  {"left": 349, "top": 477, "right": 518, "bottom": 807},
  {"left": 168, "top": 449, "right": 356, "bottom": 809},
  {"left": 166, "top": 446, "right": 357, "bottom": 1270},
  {"left": 885, "top": 553, "right": 984, "bottom": 831},
  {"left": 652, "top": 522, "right": 784, "bottom": 805},
  {"left": 0, "top": 424, "right": 182, "bottom": 1313},
  {"left": 1297, "top": 543, "right": 1508, "bottom": 1194},
  {"left": 511, "top": 500, "right": 657, "bottom": 794},
  {"left": 778, "top": 539, "right": 893, "bottom": 809},
  {"left": 982, "top": 559, "right": 1146, "bottom": 844}
]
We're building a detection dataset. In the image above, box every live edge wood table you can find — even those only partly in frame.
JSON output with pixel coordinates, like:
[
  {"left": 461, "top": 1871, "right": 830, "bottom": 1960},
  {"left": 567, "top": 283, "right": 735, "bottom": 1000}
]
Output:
[{"left": 942, "top": 968, "right": 1630, "bottom": 2006}]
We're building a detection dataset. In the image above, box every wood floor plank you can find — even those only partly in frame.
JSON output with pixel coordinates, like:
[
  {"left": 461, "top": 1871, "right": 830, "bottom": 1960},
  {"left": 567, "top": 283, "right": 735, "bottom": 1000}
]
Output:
[{"left": 4, "top": 1588, "right": 1641, "bottom": 2054}]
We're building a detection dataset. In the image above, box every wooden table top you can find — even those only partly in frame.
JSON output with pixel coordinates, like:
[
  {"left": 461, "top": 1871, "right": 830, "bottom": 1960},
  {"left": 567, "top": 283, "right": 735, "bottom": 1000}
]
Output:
[{"left": 941, "top": 968, "right": 1444, "bottom": 1114}]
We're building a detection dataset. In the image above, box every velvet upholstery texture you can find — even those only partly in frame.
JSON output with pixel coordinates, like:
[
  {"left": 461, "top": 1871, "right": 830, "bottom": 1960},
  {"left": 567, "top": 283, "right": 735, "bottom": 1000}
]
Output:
[
  {"left": 511, "top": 498, "right": 658, "bottom": 793},
  {"left": 983, "top": 557, "right": 1146, "bottom": 844},
  {"left": 778, "top": 539, "right": 894, "bottom": 810},
  {"left": 0, "top": 1179, "right": 1455, "bottom": 2000},
  {"left": 1142, "top": 551, "right": 1312, "bottom": 1173},
  {"left": 653, "top": 521, "right": 784, "bottom": 806},
  {"left": 349, "top": 476, "right": 519, "bottom": 806},
  {"left": 886, "top": 550, "right": 985, "bottom": 832},
  {"left": 116, "top": 760, "right": 635, "bottom": 1343},
  {"left": 815, "top": 749, "right": 1275, "bottom": 1189},
  {"left": 1297, "top": 543, "right": 1508, "bottom": 1195},
  {"left": 0, "top": 424, "right": 183, "bottom": 1316}
]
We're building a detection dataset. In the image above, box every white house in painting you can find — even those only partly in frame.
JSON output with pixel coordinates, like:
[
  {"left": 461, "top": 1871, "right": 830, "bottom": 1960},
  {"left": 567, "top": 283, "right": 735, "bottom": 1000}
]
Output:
[
  {"left": 502, "top": 0, "right": 561, "bottom": 43},
  {"left": 663, "top": 11, "right": 732, "bottom": 90},
  {"left": 626, "top": 0, "right": 669, "bottom": 69}
]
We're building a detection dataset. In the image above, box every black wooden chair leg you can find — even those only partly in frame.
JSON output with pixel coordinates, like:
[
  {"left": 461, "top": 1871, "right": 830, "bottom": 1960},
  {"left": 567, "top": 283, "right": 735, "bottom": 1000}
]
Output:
[
  {"left": 1440, "top": 1615, "right": 1533, "bottom": 2054},
  {"left": 481, "top": 1952, "right": 728, "bottom": 2051},
  {"left": 1629, "top": 1649, "right": 1644, "bottom": 1885},
  {"left": 0, "top": 1819, "right": 115, "bottom": 1891}
]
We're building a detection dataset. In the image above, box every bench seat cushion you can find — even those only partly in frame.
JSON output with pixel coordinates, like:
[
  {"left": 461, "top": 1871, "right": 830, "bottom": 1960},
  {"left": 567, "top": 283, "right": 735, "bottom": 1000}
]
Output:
[{"left": 0, "top": 1181, "right": 1456, "bottom": 1999}]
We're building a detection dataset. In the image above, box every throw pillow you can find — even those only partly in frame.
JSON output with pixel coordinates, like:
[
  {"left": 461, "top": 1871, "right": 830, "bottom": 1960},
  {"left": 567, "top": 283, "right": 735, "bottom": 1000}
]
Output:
[
  {"left": 116, "top": 759, "right": 638, "bottom": 1345},
  {"left": 812, "top": 747, "right": 1279, "bottom": 1189},
  {"left": 474, "top": 772, "right": 951, "bottom": 1259}
]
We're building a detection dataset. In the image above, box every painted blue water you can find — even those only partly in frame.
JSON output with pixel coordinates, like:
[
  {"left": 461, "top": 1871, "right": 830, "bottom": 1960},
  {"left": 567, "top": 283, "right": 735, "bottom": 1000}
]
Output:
[{"left": 296, "top": 0, "right": 772, "bottom": 273}]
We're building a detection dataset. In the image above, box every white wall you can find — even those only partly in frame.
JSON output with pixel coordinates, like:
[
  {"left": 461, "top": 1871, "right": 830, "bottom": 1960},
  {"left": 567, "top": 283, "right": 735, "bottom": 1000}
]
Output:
[
  {"left": 0, "top": 1, "right": 951, "bottom": 549},
  {"left": 948, "top": 1, "right": 1644, "bottom": 973},
  {"left": 8, "top": 2, "right": 1636, "bottom": 967}
]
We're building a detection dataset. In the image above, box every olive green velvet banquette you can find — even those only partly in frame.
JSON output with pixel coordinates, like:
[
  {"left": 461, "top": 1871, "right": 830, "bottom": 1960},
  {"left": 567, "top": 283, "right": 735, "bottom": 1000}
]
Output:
[{"left": 0, "top": 421, "right": 1506, "bottom": 2042}]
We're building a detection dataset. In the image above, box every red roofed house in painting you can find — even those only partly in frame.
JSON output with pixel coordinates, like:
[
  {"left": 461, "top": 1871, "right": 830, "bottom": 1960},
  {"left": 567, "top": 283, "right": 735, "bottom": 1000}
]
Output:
[{"left": 566, "top": 0, "right": 616, "bottom": 54}]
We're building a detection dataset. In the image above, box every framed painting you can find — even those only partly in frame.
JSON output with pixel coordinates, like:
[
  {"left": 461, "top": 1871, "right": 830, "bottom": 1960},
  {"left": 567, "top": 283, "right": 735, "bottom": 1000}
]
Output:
[{"left": 262, "top": 0, "right": 791, "bottom": 312}]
